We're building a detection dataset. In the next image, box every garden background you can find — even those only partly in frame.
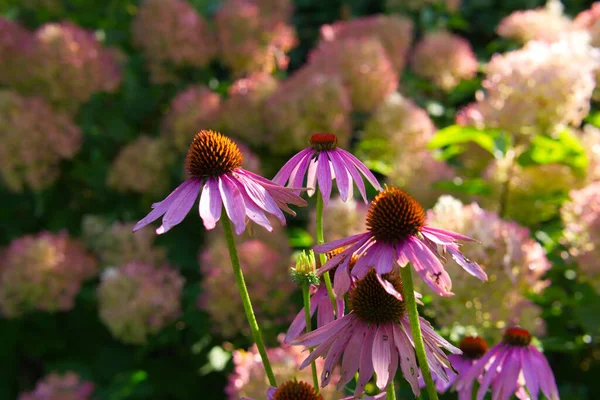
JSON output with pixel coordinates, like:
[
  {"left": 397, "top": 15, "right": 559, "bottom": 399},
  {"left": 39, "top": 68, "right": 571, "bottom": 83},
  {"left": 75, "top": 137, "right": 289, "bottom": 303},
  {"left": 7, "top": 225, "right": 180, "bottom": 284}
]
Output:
[{"left": 0, "top": 0, "right": 599, "bottom": 398}]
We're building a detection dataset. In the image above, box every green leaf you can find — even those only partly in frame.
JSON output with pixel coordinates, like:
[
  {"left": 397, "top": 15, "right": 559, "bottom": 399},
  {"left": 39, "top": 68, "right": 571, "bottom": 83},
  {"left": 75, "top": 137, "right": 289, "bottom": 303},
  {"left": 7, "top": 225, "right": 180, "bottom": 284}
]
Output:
[
  {"left": 518, "top": 129, "right": 588, "bottom": 174},
  {"left": 428, "top": 125, "right": 508, "bottom": 158},
  {"left": 584, "top": 111, "right": 600, "bottom": 129},
  {"left": 288, "top": 228, "right": 313, "bottom": 248},
  {"left": 433, "top": 178, "right": 492, "bottom": 196}
]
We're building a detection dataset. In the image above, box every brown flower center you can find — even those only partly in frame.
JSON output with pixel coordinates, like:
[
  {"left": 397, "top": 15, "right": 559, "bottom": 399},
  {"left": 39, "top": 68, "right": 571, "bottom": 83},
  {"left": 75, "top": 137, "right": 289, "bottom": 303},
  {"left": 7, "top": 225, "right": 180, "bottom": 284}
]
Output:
[
  {"left": 309, "top": 133, "right": 338, "bottom": 150},
  {"left": 503, "top": 327, "right": 532, "bottom": 347},
  {"left": 185, "top": 130, "right": 243, "bottom": 178},
  {"left": 366, "top": 186, "right": 426, "bottom": 244},
  {"left": 459, "top": 336, "right": 488, "bottom": 359},
  {"left": 349, "top": 268, "right": 406, "bottom": 325},
  {"left": 273, "top": 380, "right": 323, "bottom": 400}
]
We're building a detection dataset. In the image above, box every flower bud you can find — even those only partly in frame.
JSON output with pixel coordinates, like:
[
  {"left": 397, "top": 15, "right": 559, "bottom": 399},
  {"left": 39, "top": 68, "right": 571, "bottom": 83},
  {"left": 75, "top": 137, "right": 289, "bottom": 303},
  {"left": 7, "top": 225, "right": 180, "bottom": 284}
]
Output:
[{"left": 291, "top": 250, "right": 319, "bottom": 287}]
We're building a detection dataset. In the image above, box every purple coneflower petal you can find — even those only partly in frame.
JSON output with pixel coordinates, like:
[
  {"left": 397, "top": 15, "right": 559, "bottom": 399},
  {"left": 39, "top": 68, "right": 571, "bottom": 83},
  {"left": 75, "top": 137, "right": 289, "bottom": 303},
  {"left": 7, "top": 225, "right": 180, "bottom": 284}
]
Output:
[
  {"left": 419, "top": 318, "right": 461, "bottom": 354},
  {"left": 521, "top": 347, "right": 539, "bottom": 400},
  {"left": 236, "top": 173, "right": 285, "bottom": 224},
  {"left": 356, "top": 325, "right": 377, "bottom": 394},
  {"left": 385, "top": 324, "right": 399, "bottom": 388},
  {"left": 299, "top": 330, "right": 339, "bottom": 370},
  {"left": 338, "top": 148, "right": 382, "bottom": 191},
  {"left": 396, "top": 241, "right": 410, "bottom": 266},
  {"left": 134, "top": 179, "right": 199, "bottom": 232},
  {"left": 493, "top": 351, "right": 520, "bottom": 400},
  {"left": 405, "top": 237, "right": 454, "bottom": 296},
  {"left": 373, "top": 325, "right": 393, "bottom": 389},
  {"left": 218, "top": 175, "right": 246, "bottom": 235},
  {"left": 328, "top": 150, "right": 351, "bottom": 201},
  {"left": 339, "top": 152, "right": 368, "bottom": 202},
  {"left": 393, "top": 322, "right": 420, "bottom": 396},
  {"left": 317, "top": 151, "right": 333, "bottom": 204},
  {"left": 292, "top": 312, "right": 354, "bottom": 347},
  {"left": 199, "top": 178, "right": 222, "bottom": 230},
  {"left": 530, "top": 346, "right": 559, "bottom": 400},
  {"left": 272, "top": 148, "right": 313, "bottom": 184},
  {"left": 267, "top": 386, "right": 277, "bottom": 400},
  {"left": 314, "top": 232, "right": 369, "bottom": 254},
  {"left": 339, "top": 323, "right": 367, "bottom": 389},
  {"left": 306, "top": 158, "right": 318, "bottom": 196},
  {"left": 317, "top": 290, "right": 335, "bottom": 328},
  {"left": 321, "top": 327, "right": 353, "bottom": 387},
  {"left": 289, "top": 151, "right": 313, "bottom": 191},
  {"left": 376, "top": 273, "right": 403, "bottom": 301},
  {"left": 476, "top": 347, "right": 509, "bottom": 400},
  {"left": 457, "top": 343, "right": 503, "bottom": 392},
  {"left": 156, "top": 179, "right": 202, "bottom": 235},
  {"left": 239, "top": 190, "right": 273, "bottom": 231},
  {"left": 333, "top": 263, "right": 352, "bottom": 298},
  {"left": 422, "top": 226, "right": 475, "bottom": 242},
  {"left": 447, "top": 244, "right": 488, "bottom": 281}
]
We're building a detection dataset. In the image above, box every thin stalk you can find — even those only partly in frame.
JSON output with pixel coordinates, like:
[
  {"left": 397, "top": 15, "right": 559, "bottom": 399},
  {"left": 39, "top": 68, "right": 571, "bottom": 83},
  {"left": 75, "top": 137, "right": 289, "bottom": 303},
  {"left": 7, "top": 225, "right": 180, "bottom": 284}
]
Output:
[
  {"left": 302, "top": 285, "right": 320, "bottom": 393},
  {"left": 399, "top": 264, "right": 439, "bottom": 400},
  {"left": 315, "top": 193, "right": 337, "bottom": 316},
  {"left": 221, "top": 216, "right": 277, "bottom": 387},
  {"left": 386, "top": 380, "right": 397, "bottom": 400}
]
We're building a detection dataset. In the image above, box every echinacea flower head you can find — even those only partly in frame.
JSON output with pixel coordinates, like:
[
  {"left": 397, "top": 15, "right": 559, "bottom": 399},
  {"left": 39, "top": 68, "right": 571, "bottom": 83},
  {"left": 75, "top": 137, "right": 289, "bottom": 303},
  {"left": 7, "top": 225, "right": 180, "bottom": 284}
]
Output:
[
  {"left": 273, "top": 133, "right": 382, "bottom": 204},
  {"left": 249, "top": 381, "right": 323, "bottom": 400},
  {"left": 293, "top": 268, "right": 461, "bottom": 397},
  {"left": 315, "top": 186, "right": 487, "bottom": 298},
  {"left": 134, "top": 130, "right": 306, "bottom": 235},
  {"left": 420, "top": 336, "right": 489, "bottom": 399},
  {"left": 457, "top": 327, "right": 559, "bottom": 400}
]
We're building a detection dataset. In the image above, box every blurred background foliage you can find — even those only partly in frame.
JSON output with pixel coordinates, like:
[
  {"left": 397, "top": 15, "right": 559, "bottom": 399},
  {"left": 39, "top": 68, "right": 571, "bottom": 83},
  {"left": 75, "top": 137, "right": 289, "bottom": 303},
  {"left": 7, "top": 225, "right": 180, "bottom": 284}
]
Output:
[{"left": 0, "top": 0, "right": 599, "bottom": 399}]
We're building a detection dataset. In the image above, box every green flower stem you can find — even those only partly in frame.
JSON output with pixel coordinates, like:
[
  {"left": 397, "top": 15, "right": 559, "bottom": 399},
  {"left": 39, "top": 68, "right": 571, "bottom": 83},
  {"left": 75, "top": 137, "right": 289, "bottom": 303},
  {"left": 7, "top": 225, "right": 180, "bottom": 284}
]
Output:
[
  {"left": 399, "top": 264, "right": 439, "bottom": 400},
  {"left": 302, "top": 284, "right": 320, "bottom": 393},
  {"left": 221, "top": 215, "right": 277, "bottom": 387},
  {"left": 386, "top": 380, "right": 397, "bottom": 400},
  {"left": 315, "top": 193, "right": 338, "bottom": 316}
]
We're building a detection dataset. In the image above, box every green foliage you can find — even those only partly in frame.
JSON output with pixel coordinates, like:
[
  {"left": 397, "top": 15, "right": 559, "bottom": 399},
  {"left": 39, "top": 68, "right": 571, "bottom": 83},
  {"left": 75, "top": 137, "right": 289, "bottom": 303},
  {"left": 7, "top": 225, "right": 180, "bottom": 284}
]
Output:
[{"left": 428, "top": 124, "right": 509, "bottom": 158}]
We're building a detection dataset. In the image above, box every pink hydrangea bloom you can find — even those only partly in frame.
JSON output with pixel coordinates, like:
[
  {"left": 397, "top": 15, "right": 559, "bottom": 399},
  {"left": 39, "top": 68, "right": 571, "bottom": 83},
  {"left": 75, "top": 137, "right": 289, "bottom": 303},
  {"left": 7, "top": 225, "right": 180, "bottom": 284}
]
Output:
[
  {"left": 497, "top": 0, "right": 575, "bottom": 44},
  {"left": 0, "top": 232, "right": 97, "bottom": 318},
  {"left": 218, "top": 73, "right": 278, "bottom": 147},
  {"left": 263, "top": 67, "right": 352, "bottom": 154},
  {"left": 161, "top": 85, "right": 222, "bottom": 153},
  {"left": 427, "top": 196, "right": 550, "bottom": 341},
  {"left": 578, "top": 124, "right": 600, "bottom": 182},
  {"left": 131, "top": 0, "right": 216, "bottom": 83},
  {"left": 0, "top": 90, "right": 81, "bottom": 192},
  {"left": 575, "top": 2, "right": 600, "bottom": 47},
  {"left": 107, "top": 136, "right": 176, "bottom": 196},
  {"left": 483, "top": 159, "right": 583, "bottom": 225},
  {"left": 22, "top": 22, "right": 122, "bottom": 113},
  {"left": 410, "top": 31, "right": 478, "bottom": 91},
  {"left": 319, "top": 14, "right": 413, "bottom": 73},
  {"left": 98, "top": 262, "right": 184, "bottom": 344},
  {"left": 198, "top": 226, "right": 296, "bottom": 338},
  {"left": 309, "top": 37, "right": 398, "bottom": 112},
  {"left": 226, "top": 334, "right": 341, "bottom": 400},
  {"left": 81, "top": 216, "right": 167, "bottom": 268},
  {"left": 215, "top": 0, "right": 297, "bottom": 76},
  {"left": 19, "top": 371, "right": 94, "bottom": 400},
  {"left": 477, "top": 34, "right": 599, "bottom": 136},
  {"left": 0, "top": 17, "right": 35, "bottom": 87},
  {"left": 561, "top": 182, "right": 600, "bottom": 293}
]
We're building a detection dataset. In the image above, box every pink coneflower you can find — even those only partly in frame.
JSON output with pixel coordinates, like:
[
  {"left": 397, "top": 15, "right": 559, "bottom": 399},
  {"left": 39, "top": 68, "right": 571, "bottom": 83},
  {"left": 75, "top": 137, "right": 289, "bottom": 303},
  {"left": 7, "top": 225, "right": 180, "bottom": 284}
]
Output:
[
  {"left": 457, "top": 327, "right": 559, "bottom": 400},
  {"left": 133, "top": 130, "right": 306, "bottom": 235},
  {"left": 293, "top": 269, "right": 461, "bottom": 397},
  {"left": 419, "top": 336, "right": 488, "bottom": 400},
  {"left": 244, "top": 380, "right": 386, "bottom": 400},
  {"left": 273, "top": 133, "right": 382, "bottom": 204},
  {"left": 315, "top": 186, "right": 487, "bottom": 297}
]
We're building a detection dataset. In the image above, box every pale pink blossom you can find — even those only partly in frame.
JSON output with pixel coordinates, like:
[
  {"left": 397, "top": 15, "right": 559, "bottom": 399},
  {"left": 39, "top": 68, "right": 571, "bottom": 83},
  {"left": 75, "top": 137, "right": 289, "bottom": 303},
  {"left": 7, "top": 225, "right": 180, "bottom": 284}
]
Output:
[
  {"left": 575, "top": 2, "right": 600, "bottom": 47},
  {"left": 19, "top": 371, "right": 94, "bottom": 400}
]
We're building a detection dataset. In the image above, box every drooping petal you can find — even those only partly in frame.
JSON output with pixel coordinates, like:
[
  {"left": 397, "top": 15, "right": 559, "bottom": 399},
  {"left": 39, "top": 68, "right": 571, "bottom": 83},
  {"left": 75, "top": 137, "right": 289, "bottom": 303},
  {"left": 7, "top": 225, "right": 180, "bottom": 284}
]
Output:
[
  {"left": 314, "top": 232, "right": 370, "bottom": 254},
  {"left": 321, "top": 326, "right": 353, "bottom": 387},
  {"left": 476, "top": 347, "right": 509, "bottom": 400},
  {"left": 356, "top": 325, "right": 377, "bottom": 395},
  {"left": 317, "top": 289, "right": 335, "bottom": 328},
  {"left": 393, "top": 322, "right": 420, "bottom": 396},
  {"left": 339, "top": 152, "right": 368, "bottom": 202},
  {"left": 456, "top": 343, "right": 504, "bottom": 392},
  {"left": 289, "top": 150, "right": 314, "bottom": 191},
  {"left": 266, "top": 387, "right": 277, "bottom": 400},
  {"left": 218, "top": 175, "right": 247, "bottom": 235},
  {"left": 306, "top": 158, "right": 318, "bottom": 197},
  {"left": 530, "top": 346, "right": 559, "bottom": 400},
  {"left": 385, "top": 324, "right": 399, "bottom": 390},
  {"left": 419, "top": 317, "right": 461, "bottom": 354},
  {"left": 421, "top": 226, "right": 475, "bottom": 243},
  {"left": 373, "top": 325, "right": 393, "bottom": 389},
  {"left": 292, "top": 312, "right": 354, "bottom": 347},
  {"left": 328, "top": 150, "right": 351, "bottom": 201},
  {"left": 316, "top": 151, "right": 333, "bottom": 204},
  {"left": 284, "top": 287, "right": 324, "bottom": 344},
  {"left": 447, "top": 244, "right": 488, "bottom": 281},
  {"left": 299, "top": 328, "right": 339, "bottom": 370},
  {"left": 520, "top": 347, "right": 540, "bottom": 400},
  {"left": 338, "top": 148, "right": 382, "bottom": 190},
  {"left": 235, "top": 172, "right": 285, "bottom": 223},
  {"left": 376, "top": 273, "right": 403, "bottom": 301},
  {"left": 405, "top": 237, "right": 454, "bottom": 296},
  {"left": 373, "top": 244, "right": 396, "bottom": 276},
  {"left": 199, "top": 178, "right": 222, "bottom": 230},
  {"left": 156, "top": 179, "right": 202, "bottom": 234},
  {"left": 273, "top": 148, "right": 314, "bottom": 184},
  {"left": 339, "top": 323, "right": 367, "bottom": 389},
  {"left": 134, "top": 179, "right": 198, "bottom": 232},
  {"left": 333, "top": 263, "right": 352, "bottom": 298},
  {"left": 492, "top": 350, "right": 520, "bottom": 400}
]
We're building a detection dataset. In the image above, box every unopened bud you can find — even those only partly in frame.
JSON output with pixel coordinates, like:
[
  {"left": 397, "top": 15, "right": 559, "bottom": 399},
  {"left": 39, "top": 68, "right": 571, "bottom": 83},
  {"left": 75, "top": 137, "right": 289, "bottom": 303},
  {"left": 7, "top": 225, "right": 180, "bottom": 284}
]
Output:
[{"left": 291, "top": 250, "right": 320, "bottom": 287}]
